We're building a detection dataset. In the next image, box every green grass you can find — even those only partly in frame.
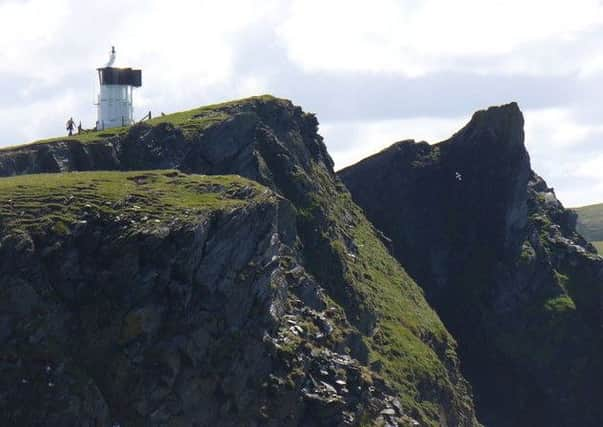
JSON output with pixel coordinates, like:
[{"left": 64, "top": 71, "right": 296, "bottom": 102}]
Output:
[
  {"left": 143, "top": 94, "right": 282, "bottom": 136},
  {"left": 349, "top": 218, "right": 460, "bottom": 421},
  {"left": 343, "top": 200, "right": 466, "bottom": 424},
  {"left": 592, "top": 241, "right": 603, "bottom": 253},
  {"left": 297, "top": 164, "right": 471, "bottom": 426},
  {"left": 0, "top": 170, "right": 272, "bottom": 234},
  {"left": 574, "top": 202, "right": 603, "bottom": 241},
  {"left": 0, "top": 94, "right": 474, "bottom": 425},
  {"left": 0, "top": 95, "right": 281, "bottom": 151},
  {"left": 543, "top": 294, "right": 576, "bottom": 312}
]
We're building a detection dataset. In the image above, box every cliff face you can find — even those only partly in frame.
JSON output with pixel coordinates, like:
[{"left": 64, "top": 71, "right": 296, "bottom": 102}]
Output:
[
  {"left": 0, "top": 97, "right": 480, "bottom": 426},
  {"left": 340, "top": 103, "right": 603, "bottom": 426},
  {"left": 0, "top": 171, "right": 415, "bottom": 426}
]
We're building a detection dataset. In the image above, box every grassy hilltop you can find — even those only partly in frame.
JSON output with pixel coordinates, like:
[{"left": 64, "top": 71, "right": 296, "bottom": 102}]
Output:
[{"left": 573, "top": 203, "right": 603, "bottom": 252}]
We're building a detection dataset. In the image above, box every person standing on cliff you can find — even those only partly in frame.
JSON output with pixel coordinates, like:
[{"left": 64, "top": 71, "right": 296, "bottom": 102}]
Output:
[{"left": 66, "top": 117, "right": 76, "bottom": 136}]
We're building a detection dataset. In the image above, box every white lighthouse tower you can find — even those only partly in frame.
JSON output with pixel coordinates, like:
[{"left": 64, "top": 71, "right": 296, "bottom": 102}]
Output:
[{"left": 96, "top": 47, "right": 142, "bottom": 130}]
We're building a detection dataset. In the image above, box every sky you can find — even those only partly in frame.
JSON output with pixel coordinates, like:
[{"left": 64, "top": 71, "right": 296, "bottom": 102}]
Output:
[{"left": 0, "top": 0, "right": 602, "bottom": 207}]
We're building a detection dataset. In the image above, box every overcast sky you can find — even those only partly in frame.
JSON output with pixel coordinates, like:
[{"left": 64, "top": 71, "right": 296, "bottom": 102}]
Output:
[{"left": 1, "top": 0, "right": 602, "bottom": 206}]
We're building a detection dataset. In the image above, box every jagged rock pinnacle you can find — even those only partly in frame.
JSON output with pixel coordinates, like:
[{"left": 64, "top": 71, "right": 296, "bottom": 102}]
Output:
[{"left": 340, "top": 102, "right": 603, "bottom": 427}]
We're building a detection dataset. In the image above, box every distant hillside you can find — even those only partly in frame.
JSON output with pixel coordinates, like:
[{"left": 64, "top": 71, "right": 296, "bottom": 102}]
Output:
[{"left": 574, "top": 203, "right": 603, "bottom": 251}]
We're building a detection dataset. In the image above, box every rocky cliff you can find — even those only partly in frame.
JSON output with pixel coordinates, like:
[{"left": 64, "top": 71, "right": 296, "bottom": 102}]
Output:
[
  {"left": 0, "top": 97, "right": 480, "bottom": 426},
  {"left": 340, "top": 103, "right": 603, "bottom": 426}
]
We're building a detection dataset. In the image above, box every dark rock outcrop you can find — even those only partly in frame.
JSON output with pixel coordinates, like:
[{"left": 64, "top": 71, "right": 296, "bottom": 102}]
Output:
[
  {"left": 0, "top": 171, "right": 414, "bottom": 426},
  {"left": 0, "top": 97, "right": 480, "bottom": 426},
  {"left": 340, "top": 103, "right": 603, "bottom": 426}
]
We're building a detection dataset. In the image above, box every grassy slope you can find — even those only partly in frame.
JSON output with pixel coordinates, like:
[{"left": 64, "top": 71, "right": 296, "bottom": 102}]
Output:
[
  {"left": 0, "top": 170, "right": 271, "bottom": 234},
  {"left": 0, "top": 95, "right": 477, "bottom": 425},
  {"left": 0, "top": 95, "right": 278, "bottom": 150},
  {"left": 302, "top": 166, "right": 474, "bottom": 425},
  {"left": 0, "top": 174, "right": 465, "bottom": 426},
  {"left": 574, "top": 203, "right": 603, "bottom": 242}
]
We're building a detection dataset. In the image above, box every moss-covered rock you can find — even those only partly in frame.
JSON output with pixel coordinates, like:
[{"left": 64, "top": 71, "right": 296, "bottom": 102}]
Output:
[
  {"left": 1, "top": 170, "right": 416, "bottom": 426},
  {"left": 0, "top": 97, "right": 480, "bottom": 425}
]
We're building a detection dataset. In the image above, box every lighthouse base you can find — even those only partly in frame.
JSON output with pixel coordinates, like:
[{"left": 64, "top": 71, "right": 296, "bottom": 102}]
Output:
[{"left": 97, "top": 84, "right": 134, "bottom": 130}]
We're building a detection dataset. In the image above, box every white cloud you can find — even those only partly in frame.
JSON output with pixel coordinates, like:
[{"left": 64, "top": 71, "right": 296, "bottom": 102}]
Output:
[
  {"left": 324, "top": 109, "right": 603, "bottom": 207},
  {"left": 0, "top": 0, "right": 601, "bottom": 206},
  {"left": 106, "top": 0, "right": 282, "bottom": 118},
  {"left": 323, "top": 115, "right": 469, "bottom": 169},
  {"left": 278, "top": 0, "right": 603, "bottom": 76},
  {"left": 0, "top": 0, "right": 69, "bottom": 76},
  {"left": 0, "top": 91, "right": 79, "bottom": 145},
  {"left": 577, "top": 154, "right": 603, "bottom": 177},
  {"left": 0, "top": 0, "right": 282, "bottom": 136},
  {"left": 524, "top": 108, "right": 600, "bottom": 149},
  {"left": 523, "top": 108, "right": 603, "bottom": 206}
]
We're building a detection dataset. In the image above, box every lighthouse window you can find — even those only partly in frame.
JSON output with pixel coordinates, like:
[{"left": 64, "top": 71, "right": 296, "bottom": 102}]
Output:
[{"left": 97, "top": 68, "right": 142, "bottom": 87}]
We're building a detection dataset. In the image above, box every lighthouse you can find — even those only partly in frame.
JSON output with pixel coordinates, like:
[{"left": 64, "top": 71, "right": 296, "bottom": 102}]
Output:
[{"left": 96, "top": 47, "right": 142, "bottom": 130}]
